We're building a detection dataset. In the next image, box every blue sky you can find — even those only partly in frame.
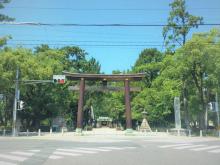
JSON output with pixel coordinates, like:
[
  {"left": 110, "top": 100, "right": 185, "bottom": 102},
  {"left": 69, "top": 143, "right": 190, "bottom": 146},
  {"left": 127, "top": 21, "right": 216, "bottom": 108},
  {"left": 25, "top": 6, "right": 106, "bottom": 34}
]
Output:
[{"left": 1, "top": 0, "right": 220, "bottom": 73}]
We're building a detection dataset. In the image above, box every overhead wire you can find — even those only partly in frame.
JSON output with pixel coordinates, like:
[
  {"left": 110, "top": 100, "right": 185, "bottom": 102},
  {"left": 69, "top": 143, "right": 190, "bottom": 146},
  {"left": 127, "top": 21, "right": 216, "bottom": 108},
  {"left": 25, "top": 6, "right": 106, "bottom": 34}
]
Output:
[
  {"left": 1, "top": 22, "right": 220, "bottom": 27},
  {"left": 6, "top": 7, "right": 220, "bottom": 11}
]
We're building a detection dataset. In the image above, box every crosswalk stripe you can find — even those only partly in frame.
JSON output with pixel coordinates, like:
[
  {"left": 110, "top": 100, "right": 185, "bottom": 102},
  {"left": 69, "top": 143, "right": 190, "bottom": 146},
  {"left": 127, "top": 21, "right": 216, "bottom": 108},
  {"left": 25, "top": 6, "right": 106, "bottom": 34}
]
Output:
[
  {"left": 0, "top": 161, "right": 17, "bottom": 165},
  {"left": 174, "top": 145, "right": 207, "bottom": 150},
  {"left": 208, "top": 149, "right": 220, "bottom": 153},
  {"left": 28, "top": 150, "right": 40, "bottom": 153},
  {"left": 57, "top": 149, "right": 97, "bottom": 154},
  {"left": 190, "top": 146, "right": 220, "bottom": 151},
  {"left": 11, "top": 151, "right": 35, "bottom": 156},
  {"left": 53, "top": 151, "right": 81, "bottom": 156},
  {"left": 158, "top": 144, "right": 190, "bottom": 148},
  {"left": 77, "top": 147, "right": 111, "bottom": 152},
  {"left": 99, "top": 147, "right": 124, "bottom": 150},
  {"left": 123, "top": 147, "right": 137, "bottom": 149},
  {"left": 49, "top": 155, "right": 63, "bottom": 159},
  {"left": 0, "top": 153, "right": 27, "bottom": 162}
]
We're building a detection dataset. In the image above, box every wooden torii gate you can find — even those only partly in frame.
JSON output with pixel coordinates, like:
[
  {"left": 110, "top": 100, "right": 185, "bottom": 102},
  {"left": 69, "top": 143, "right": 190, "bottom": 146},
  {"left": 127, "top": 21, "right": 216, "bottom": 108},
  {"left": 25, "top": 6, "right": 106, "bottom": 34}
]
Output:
[{"left": 63, "top": 71, "right": 145, "bottom": 133}]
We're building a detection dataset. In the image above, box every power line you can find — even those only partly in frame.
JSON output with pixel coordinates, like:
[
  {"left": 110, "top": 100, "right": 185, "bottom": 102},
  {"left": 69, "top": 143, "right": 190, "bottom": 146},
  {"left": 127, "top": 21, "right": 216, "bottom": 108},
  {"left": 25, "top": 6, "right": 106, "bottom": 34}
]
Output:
[
  {"left": 7, "top": 43, "right": 163, "bottom": 47},
  {"left": 11, "top": 39, "right": 165, "bottom": 43},
  {"left": 7, "top": 42, "right": 219, "bottom": 47},
  {"left": 6, "top": 7, "right": 220, "bottom": 11},
  {"left": 1, "top": 22, "right": 220, "bottom": 27},
  {"left": 11, "top": 40, "right": 219, "bottom": 44}
]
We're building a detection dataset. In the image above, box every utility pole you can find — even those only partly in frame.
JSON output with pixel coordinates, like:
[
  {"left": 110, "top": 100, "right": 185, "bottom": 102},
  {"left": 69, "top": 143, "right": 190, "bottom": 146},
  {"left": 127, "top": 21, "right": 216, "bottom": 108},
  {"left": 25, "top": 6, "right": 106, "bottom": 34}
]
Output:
[
  {"left": 12, "top": 68, "right": 19, "bottom": 136},
  {"left": 216, "top": 93, "right": 220, "bottom": 129}
]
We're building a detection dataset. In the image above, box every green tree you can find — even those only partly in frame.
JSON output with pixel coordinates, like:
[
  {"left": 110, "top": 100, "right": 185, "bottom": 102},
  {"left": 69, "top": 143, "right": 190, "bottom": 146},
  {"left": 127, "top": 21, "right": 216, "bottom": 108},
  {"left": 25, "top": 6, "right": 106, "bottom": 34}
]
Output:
[
  {"left": 0, "top": 0, "right": 14, "bottom": 48},
  {"left": 175, "top": 29, "right": 220, "bottom": 129},
  {"left": 133, "top": 48, "right": 163, "bottom": 87},
  {"left": 163, "top": 0, "right": 203, "bottom": 129},
  {"left": 163, "top": 0, "right": 203, "bottom": 51}
]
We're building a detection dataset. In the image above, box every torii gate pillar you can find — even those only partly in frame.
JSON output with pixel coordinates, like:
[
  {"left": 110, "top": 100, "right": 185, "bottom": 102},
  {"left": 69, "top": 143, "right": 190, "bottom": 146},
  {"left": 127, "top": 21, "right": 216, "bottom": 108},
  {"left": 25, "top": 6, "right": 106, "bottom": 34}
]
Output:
[
  {"left": 76, "top": 78, "right": 85, "bottom": 133},
  {"left": 124, "top": 79, "right": 132, "bottom": 131}
]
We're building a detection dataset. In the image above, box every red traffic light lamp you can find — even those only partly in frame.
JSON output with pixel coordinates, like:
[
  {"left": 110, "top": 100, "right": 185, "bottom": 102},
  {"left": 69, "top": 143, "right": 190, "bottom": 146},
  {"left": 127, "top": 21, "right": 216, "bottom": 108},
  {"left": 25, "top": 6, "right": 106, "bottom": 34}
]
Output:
[{"left": 53, "top": 75, "right": 66, "bottom": 84}]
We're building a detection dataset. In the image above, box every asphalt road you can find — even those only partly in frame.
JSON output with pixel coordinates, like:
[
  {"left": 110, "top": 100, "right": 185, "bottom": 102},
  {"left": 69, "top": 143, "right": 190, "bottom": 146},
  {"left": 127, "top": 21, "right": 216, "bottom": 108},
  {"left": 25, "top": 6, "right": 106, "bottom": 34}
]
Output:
[{"left": 0, "top": 135, "right": 220, "bottom": 165}]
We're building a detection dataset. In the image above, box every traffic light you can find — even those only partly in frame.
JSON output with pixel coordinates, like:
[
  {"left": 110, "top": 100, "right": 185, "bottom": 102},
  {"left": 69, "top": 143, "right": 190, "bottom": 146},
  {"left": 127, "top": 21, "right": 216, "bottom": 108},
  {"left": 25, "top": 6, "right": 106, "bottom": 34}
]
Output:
[
  {"left": 17, "top": 100, "right": 24, "bottom": 110},
  {"left": 53, "top": 75, "right": 66, "bottom": 84},
  {"left": 19, "top": 101, "right": 24, "bottom": 109}
]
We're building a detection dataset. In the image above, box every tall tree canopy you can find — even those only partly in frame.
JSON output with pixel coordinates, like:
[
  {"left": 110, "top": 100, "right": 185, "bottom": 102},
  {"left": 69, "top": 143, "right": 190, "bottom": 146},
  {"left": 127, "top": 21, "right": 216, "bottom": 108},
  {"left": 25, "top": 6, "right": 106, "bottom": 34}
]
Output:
[{"left": 163, "top": 0, "right": 203, "bottom": 52}]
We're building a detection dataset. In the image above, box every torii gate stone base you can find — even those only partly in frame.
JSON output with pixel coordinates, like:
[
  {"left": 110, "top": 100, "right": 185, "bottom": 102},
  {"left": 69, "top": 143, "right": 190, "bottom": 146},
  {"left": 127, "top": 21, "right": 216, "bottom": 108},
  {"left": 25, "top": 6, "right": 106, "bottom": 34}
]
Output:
[{"left": 63, "top": 72, "right": 145, "bottom": 135}]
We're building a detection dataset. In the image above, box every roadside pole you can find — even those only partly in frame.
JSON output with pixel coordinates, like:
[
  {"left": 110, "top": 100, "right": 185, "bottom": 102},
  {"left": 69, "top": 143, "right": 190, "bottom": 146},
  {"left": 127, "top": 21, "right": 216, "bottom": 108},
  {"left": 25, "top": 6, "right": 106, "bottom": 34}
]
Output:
[
  {"left": 12, "top": 68, "right": 19, "bottom": 137},
  {"left": 216, "top": 93, "right": 220, "bottom": 137}
]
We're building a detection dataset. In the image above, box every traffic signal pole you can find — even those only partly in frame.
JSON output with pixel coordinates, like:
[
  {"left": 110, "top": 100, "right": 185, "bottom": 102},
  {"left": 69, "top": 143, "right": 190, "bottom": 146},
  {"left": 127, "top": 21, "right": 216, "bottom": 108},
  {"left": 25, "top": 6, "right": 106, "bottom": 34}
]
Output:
[{"left": 12, "top": 68, "right": 19, "bottom": 136}]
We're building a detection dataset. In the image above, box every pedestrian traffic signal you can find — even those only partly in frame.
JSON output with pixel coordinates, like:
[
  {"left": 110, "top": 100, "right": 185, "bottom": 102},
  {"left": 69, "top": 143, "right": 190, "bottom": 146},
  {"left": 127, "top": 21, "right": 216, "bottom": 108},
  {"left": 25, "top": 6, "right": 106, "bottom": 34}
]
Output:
[{"left": 53, "top": 75, "right": 66, "bottom": 84}]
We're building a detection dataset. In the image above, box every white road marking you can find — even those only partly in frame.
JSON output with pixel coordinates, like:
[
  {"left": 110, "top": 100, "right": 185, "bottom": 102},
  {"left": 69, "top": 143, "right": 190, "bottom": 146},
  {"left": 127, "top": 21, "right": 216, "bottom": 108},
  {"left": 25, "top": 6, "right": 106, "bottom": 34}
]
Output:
[
  {"left": 57, "top": 149, "right": 97, "bottom": 154},
  {"left": 0, "top": 153, "right": 27, "bottom": 162},
  {"left": 53, "top": 151, "right": 82, "bottom": 156},
  {"left": 77, "top": 147, "right": 111, "bottom": 152},
  {"left": 158, "top": 144, "right": 190, "bottom": 148},
  {"left": 49, "top": 155, "right": 63, "bottom": 159},
  {"left": 99, "top": 147, "right": 124, "bottom": 150},
  {"left": 190, "top": 146, "right": 220, "bottom": 151},
  {"left": 28, "top": 150, "right": 40, "bottom": 152},
  {"left": 174, "top": 144, "right": 207, "bottom": 150},
  {"left": 123, "top": 147, "right": 137, "bottom": 149},
  {"left": 0, "top": 161, "right": 17, "bottom": 165},
  {"left": 208, "top": 149, "right": 220, "bottom": 153},
  {"left": 11, "top": 151, "right": 35, "bottom": 156}
]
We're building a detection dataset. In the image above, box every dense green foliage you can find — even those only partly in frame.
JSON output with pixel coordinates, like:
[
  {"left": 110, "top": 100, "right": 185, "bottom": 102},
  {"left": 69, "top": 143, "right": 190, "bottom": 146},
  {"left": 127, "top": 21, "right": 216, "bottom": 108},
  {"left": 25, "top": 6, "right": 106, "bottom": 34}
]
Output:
[
  {"left": 0, "top": 45, "right": 100, "bottom": 130},
  {"left": 131, "top": 29, "right": 220, "bottom": 129}
]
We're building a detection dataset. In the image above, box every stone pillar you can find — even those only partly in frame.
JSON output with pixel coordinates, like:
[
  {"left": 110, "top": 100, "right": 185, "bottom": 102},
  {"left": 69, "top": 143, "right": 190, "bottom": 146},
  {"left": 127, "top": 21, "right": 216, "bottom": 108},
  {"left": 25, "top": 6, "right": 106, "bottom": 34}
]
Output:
[
  {"left": 124, "top": 79, "right": 132, "bottom": 131},
  {"left": 76, "top": 78, "right": 85, "bottom": 133}
]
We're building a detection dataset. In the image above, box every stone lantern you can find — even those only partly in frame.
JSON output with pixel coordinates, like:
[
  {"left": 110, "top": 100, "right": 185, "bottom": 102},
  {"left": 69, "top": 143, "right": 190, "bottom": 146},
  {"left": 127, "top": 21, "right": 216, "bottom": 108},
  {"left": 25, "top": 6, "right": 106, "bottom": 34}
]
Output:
[{"left": 140, "top": 109, "right": 152, "bottom": 132}]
